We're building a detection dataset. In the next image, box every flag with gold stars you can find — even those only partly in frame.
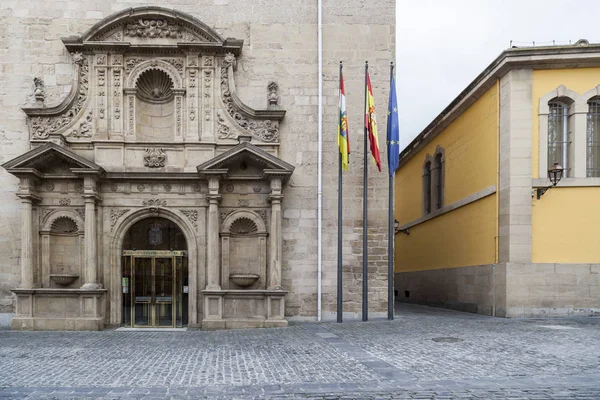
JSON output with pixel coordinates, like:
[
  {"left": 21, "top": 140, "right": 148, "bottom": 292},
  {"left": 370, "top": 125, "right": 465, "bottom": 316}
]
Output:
[{"left": 386, "top": 75, "right": 399, "bottom": 176}]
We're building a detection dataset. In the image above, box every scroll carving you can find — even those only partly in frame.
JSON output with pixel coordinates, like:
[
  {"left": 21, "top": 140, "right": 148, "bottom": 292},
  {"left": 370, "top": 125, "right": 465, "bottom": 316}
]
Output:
[
  {"left": 217, "top": 112, "right": 235, "bottom": 140},
  {"left": 67, "top": 110, "right": 93, "bottom": 138},
  {"left": 30, "top": 54, "right": 89, "bottom": 139},
  {"left": 220, "top": 53, "right": 279, "bottom": 142}
]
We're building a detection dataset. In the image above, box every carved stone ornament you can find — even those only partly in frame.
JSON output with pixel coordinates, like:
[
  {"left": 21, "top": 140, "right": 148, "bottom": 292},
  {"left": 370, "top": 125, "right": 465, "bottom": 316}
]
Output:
[
  {"left": 124, "top": 19, "right": 183, "bottom": 39},
  {"left": 164, "top": 183, "right": 172, "bottom": 192},
  {"left": 59, "top": 198, "right": 71, "bottom": 206},
  {"left": 221, "top": 53, "right": 279, "bottom": 142},
  {"left": 220, "top": 210, "right": 234, "bottom": 223},
  {"left": 33, "top": 77, "right": 45, "bottom": 102},
  {"left": 217, "top": 112, "right": 235, "bottom": 140},
  {"left": 110, "top": 208, "right": 130, "bottom": 230},
  {"left": 30, "top": 55, "right": 89, "bottom": 139},
  {"left": 237, "top": 199, "right": 250, "bottom": 207},
  {"left": 180, "top": 209, "right": 198, "bottom": 228},
  {"left": 143, "top": 198, "right": 167, "bottom": 207},
  {"left": 75, "top": 208, "right": 85, "bottom": 220},
  {"left": 45, "top": 182, "right": 55, "bottom": 192},
  {"left": 68, "top": 110, "right": 93, "bottom": 138},
  {"left": 144, "top": 148, "right": 166, "bottom": 168},
  {"left": 257, "top": 210, "right": 267, "bottom": 223},
  {"left": 267, "top": 81, "right": 279, "bottom": 107}
]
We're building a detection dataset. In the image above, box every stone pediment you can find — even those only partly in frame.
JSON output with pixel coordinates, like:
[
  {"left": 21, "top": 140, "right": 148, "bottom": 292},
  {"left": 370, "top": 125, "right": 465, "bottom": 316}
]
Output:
[
  {"left": 61, "top": 7, "right": 242, "bottom": 53},
  {"left": 197, "top": 139, "right": 294, "bottom": 181},
  {"left": 2, "top": 143, "right": 104, "bottom": 177}
]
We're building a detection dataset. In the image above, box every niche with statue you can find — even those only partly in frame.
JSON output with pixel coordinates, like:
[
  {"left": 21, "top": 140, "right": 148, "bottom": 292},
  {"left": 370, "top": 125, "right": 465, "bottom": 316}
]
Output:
[{"left": 220, "top": 210, "right": 267, "bottom": 289}]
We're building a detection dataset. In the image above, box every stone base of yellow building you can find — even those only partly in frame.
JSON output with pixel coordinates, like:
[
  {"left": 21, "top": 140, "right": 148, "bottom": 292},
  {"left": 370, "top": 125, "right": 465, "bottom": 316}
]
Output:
[{"left": 395, "top": 263, "right": 600, "bottom": 318}]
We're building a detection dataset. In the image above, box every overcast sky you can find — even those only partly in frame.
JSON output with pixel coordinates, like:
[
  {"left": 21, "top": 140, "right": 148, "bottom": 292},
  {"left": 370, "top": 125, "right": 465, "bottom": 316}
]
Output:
[{"left": 396, "top": 0, "right": 600, "bottom": 150}]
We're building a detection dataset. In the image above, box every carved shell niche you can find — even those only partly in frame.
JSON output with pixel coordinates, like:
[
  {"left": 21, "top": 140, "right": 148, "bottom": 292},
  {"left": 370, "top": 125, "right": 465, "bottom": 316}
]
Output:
[
  {"left": 135, "top": 69, "right": 174, "bottom": 103},
  {"left": 229, "top": 217, "right": 258, "bottom": 235},
  {"left": 50, "top": 216, "right": 79, "bottom": 234}
]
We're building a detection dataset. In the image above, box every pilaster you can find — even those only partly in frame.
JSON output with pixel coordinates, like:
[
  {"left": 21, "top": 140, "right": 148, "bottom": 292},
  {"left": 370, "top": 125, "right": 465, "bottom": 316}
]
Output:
[{"left": 268, "top": 177, "right": 283, "bottom": 290}]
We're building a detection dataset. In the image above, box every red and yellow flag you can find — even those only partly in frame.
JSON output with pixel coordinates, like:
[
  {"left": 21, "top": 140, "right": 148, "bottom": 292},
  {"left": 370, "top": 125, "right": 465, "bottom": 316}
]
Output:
[
  {"left": 365, "top": 72, "right": 382, "bottom": 172},
  {"left": 338, "top": 71, "right": 350, "bottom": 171}
]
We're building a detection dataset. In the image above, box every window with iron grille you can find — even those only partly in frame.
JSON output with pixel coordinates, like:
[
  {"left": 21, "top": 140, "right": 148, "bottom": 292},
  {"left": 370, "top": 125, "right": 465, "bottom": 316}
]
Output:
[
  {"left": 587, "top": 98, "right": 600, "bottom": 177},
  {"left": 548, "top": 101, "right": 569, "bottom": 177},
  {"left": 423, "top": 161, "right": 432, "bottom": 215}
]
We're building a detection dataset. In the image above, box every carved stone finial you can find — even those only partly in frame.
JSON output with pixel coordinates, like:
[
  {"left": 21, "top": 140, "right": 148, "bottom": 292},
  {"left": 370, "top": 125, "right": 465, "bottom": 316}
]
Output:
[
  {"left": 33, "top": 77, "right": 45, "bottom": 102},
  {"left": 267, "top": 81, "right": 279, "bottom": 108}
]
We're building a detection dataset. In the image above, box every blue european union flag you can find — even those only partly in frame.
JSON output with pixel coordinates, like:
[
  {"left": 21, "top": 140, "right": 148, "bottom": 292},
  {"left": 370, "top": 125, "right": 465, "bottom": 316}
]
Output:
[{"left": 386, "top": 75, "right": 400, "bottom": 177}]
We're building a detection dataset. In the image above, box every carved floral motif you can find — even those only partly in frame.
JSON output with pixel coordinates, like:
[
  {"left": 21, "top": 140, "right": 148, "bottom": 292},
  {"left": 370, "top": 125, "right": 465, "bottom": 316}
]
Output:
[
  {"left": 110, "top": 209, "right": 130, "bottom": 230},
  {"left": 165, "top": 58, "right": 184, "bottom": 77},
  {"left": 75, "top": 208, "right": 85, "bottom": 220},
  {"left": 180, "top": 209, "right": 198, "bottom": 228},
  {"left": 143, "top": 148, "right": 166, "bottom": 168},
  {"left": 59, "top": 198, "right": 71, "bottom": 206},
  {"left": 143, "top": 198, "right": 167, "bottom": 207},
  {"left": 220, "top": 53, "right": 279, "bottom": 142},
  {"left": 30, "top": 55, "right": 89, "bottom": 139},
  {"left": 124, "top": 19, "right": 183, "bottom": 39},
  {"left": 68, "top": 110, "right": 93, "bottom": 138}
]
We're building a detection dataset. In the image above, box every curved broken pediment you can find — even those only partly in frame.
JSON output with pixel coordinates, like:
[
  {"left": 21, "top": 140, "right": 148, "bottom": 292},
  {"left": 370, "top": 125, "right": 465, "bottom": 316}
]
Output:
[{"left": 21, "top": 6, "right": 287, "bottom": 147}]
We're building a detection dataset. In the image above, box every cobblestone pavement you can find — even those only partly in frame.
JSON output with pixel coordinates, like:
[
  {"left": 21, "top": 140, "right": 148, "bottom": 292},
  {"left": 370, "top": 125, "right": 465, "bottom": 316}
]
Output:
[{"left": 1, "top": 303, "right": 600, "bottom": 399}]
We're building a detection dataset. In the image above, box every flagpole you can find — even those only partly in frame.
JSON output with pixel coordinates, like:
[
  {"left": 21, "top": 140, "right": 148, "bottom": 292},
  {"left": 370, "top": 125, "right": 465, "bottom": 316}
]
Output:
[
  {"left": 388, "top": 61, "right": 395, "bottom": 321},
  {"left": 363, "top": 61, "right": 369, "bottom": 322},
  {"left": 337, "top": 61, "right": 343, "bottom": 323}
]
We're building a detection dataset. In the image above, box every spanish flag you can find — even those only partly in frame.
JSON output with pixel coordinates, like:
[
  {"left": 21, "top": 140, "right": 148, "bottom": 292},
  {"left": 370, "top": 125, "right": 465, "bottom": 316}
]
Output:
[
  {"left": 338, "top": 70, "right": 350, "bottom": 171},
  {"left": 365, "top": 72, "right": 382, "bottom": 172}
]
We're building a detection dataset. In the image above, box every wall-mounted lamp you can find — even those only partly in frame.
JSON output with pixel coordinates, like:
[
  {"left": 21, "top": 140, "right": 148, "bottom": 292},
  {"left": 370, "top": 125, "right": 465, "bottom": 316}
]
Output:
[
  {"left": 537, "top": 162, "right": 564, "bottom": 199},
  {"left": 394, "top": 219, "right": 399, "bottom": 230}
]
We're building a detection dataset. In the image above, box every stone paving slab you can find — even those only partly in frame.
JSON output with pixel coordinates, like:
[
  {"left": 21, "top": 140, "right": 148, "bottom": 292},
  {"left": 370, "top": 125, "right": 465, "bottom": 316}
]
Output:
[{"left": 0, "top": 303, "right": 599, "bottom": 399}]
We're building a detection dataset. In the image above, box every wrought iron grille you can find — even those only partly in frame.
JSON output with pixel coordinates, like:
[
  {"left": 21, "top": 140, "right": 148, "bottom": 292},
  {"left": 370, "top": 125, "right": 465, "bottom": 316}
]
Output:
[
  {"left": 587, "top": 100, "right": 600, "bottom": 177},
  {"left": 548, "top": 102, "right": 569, "bottom": 177}
]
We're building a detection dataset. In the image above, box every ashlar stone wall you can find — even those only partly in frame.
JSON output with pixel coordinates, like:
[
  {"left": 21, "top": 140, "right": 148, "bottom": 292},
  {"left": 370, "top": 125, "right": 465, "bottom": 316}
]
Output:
[{"left": 0, "top": 0, "right": 395, "bottom": 320}]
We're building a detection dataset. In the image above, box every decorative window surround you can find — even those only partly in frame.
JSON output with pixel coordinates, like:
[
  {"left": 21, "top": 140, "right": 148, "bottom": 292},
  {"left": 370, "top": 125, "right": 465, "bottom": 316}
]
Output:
[
  {"left": 398, "top": 185, "right": 496, "bottom": 232},
  {"left": 539, "top": 85, "right": 600, "bottom": 179}
]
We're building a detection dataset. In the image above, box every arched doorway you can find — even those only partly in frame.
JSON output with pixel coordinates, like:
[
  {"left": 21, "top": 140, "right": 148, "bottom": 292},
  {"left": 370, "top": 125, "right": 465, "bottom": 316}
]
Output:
[{"left": 121, "top": 217, "right": 188, "bottom": 328}]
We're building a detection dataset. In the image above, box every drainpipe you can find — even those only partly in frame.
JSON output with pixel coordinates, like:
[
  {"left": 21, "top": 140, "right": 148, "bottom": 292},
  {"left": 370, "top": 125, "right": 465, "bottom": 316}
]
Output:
[{"left": 317, "top": 0, "right": 323, "bottom": 322}]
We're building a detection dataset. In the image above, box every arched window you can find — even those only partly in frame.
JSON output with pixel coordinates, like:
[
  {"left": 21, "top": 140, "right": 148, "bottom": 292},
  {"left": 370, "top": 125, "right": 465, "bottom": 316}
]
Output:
[
  {"left": 587, "top": 97, "right": 600, "bottom": 177},
  {"left": 422, "top": 159, "right": 432, "bottom": 215},
  {"left": 548, "top": 100, "right": 571, "bottom": 177},
  {"left": 432, "top": 151, "right": 444, "bottom": 210}
]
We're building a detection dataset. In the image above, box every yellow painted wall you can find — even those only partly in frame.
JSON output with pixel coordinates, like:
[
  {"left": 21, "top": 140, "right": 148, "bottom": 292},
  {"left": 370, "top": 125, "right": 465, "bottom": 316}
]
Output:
[
  {"left": 531, "top": 68, "right": 600, "bottom": 262},
  {"left": 532, "top": 187, "right": 600, "bottom": 262},
  {"left": 531, "top": 68, "right": 600, "bottom": 178},
  {"left": 395, "top": 195, "right": 497, "bottom": 272},
  {"left": 395, "top": 83, "right": 499, "bottom": 272}
]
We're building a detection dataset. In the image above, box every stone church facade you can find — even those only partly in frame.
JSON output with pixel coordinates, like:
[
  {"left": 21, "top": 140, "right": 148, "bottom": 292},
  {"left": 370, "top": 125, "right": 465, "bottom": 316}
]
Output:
[{"left": 0, "top": 3, "right": 394, "bottom": 330}]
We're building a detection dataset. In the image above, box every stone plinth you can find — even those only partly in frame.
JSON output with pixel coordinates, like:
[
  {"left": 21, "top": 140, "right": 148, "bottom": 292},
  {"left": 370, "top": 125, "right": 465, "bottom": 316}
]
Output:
[
  {"left": 202, "top": 289, "right": 287, "bottom": 330},
  {"left": 11, "top": 288, "right": 106, "bottom": 331}
]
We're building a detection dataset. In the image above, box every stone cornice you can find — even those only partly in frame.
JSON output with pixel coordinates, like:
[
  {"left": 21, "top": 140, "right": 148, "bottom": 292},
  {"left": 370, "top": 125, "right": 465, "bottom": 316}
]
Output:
[{"left": 399, "top": 44, "right": 600, "bottom": 168}]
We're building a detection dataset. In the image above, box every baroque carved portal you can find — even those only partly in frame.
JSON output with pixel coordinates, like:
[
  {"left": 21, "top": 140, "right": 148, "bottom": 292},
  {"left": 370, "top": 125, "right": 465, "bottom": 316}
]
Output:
[{"left": 4, "top": 6, "right": 295, "bottom": 331}]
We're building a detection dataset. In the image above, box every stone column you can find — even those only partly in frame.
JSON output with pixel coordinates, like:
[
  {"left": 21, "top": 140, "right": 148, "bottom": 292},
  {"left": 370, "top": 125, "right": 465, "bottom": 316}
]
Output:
[
  {"left": 17, "top": 196, "right": 35, "bottom": 289},
  {"left": 268, "top": 177, "right": 283, "bottom": 290},
  {"left": 81, "top": 176, "right": 101, "bottom": 290},
  {"left": 206, "top": 176, "right": 222, "bottom": 290}
]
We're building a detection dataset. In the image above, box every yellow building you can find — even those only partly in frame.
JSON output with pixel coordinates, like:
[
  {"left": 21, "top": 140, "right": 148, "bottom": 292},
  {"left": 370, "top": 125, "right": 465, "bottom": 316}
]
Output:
[{"left": 395, "top": 40, "right": 600, "bottom": 317}]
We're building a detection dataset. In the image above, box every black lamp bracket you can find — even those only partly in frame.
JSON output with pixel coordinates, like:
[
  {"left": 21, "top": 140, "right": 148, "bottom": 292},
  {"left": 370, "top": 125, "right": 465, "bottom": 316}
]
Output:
[{"left": 536, "top": 185, "right": 552, "bottom": 199}]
